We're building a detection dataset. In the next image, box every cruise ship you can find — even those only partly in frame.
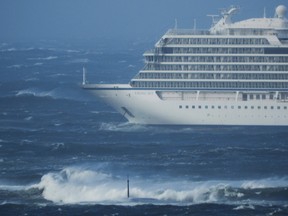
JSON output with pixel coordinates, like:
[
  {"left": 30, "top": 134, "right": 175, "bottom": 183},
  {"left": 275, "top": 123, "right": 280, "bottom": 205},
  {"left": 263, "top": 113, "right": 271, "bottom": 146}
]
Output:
[{"left": 83, "top": 5, "right": 288, "bottom": 126}]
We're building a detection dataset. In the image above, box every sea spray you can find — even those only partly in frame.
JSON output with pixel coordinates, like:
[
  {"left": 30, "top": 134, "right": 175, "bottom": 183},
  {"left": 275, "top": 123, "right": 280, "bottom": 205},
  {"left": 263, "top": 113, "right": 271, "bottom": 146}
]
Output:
[{"left": 35, "top": 167, "right": 288, "bottom": 205}]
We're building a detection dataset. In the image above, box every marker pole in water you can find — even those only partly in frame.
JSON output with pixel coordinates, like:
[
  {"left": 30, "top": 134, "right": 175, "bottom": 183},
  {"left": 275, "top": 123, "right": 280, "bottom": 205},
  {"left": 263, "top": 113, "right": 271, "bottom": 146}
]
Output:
[
  {"left": 127, "top": 175, "right": 130, "bottom": 198},
  {"left": 82, "top": 67, "right": 86, "bottom": 85}
]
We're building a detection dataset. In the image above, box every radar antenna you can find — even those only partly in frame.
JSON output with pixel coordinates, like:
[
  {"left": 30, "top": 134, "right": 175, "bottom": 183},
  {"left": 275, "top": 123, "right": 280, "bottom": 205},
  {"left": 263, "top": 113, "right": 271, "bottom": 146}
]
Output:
[{"left": 207, "top": 15, "right": 219, "bottom": 27}]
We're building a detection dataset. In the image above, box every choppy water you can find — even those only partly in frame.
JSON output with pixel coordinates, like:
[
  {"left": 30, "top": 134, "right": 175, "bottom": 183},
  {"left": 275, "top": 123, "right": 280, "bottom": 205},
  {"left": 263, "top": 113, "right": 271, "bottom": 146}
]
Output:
[{"left": 0, "top": 40, "right": 288, "bottom": 216}]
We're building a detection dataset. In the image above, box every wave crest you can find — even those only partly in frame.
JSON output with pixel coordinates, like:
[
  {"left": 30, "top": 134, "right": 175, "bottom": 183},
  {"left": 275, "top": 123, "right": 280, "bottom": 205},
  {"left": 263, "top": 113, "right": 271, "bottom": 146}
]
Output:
[
  {"left": 16, "top": 88, "right": 57, "bottom": 98},
  {"left": 34, "top": 167, "right": 288, "bottom": 205},
  {"left": 15, "top": 87, "right": 91, "bottom": 101}
]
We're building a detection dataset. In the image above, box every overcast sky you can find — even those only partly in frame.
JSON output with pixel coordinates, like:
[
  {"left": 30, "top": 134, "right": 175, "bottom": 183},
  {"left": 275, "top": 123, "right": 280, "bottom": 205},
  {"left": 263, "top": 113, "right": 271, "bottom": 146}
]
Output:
[{"left": 0, "top": 0, "right": 287, "bottom": 42}]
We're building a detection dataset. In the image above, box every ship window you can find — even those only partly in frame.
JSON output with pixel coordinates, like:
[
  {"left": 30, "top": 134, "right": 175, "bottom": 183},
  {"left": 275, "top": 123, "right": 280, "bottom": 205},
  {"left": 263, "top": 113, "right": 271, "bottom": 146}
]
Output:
[
  {"left": 271, "top": 106, "right": 274, "bottom": 109},
  {"left": 262, "top": 94, "right": 266, "bottom": 100},
  {"left": 192, "top": 105, "right": 195, "bottom": 109},
  {"left": 218, "top": 106, "right": 221, "bottom": 109},
  {"left": 211, "top": 105, "right": 215, "bottom": 109},
  {"left": 186, "top": 105, "right": 189, "bottom": 109},
  {"left": 251, "top": 106, "right": 254, "bottom": 109},
  {"left": 231, "top": 106, "right": 234, "bottom": 109},
  {"left": 205, "top": 105, "right": 208, "bottom": 109},
  {"left": 264, "top": 106, "right": 267, "bottom": 109},
  {"left": 277, "top": 106, "right": 281, "bottom": 110},
  {"left": 224, "top": 106, "right": 228, "bottom": 109},
  {"left": 179, "top": 105, "right": 182, "bottom": 109},
  {"left": 243, "top": 94, "right": 247, "bottom": 101},
  {"left": 256, "top": 95, "right": 260, "bottom": 100},
  {"left": 249, "top": 94, "right": 254, "bottom": 100},
  {"left": 258, "top": 106, "right": 261, "bottom": 109},
  {"left": 245, "top": 106, "right": 248, "bottom": 109},
  {"left": 238, "top": 106, "right": 241, "bottom": 109},
  {"left": 284, "top": 106, "right": 287, "bottom": 110},
  {"left": 198, "top": 106, "right": 202, "bottom": 109}
]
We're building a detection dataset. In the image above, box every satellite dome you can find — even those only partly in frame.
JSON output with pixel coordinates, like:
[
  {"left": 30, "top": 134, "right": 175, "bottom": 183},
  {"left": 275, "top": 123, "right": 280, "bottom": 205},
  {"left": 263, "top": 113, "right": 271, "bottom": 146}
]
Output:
[{"left": 276, "top": 5, "right": 287, "bottom": 18}]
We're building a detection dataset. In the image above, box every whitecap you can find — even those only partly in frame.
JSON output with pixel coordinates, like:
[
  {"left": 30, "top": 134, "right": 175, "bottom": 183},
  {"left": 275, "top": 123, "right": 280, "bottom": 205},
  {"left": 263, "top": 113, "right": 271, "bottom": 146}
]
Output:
[
  {"left": 28, "top": 56, "right": 58, "bottom": 61},
  {"left": 99, "top": 122, "right": 149, "bottom": 133},
  {"left": 0, "top": 185, "right": 30, "bottom": 191},
  {"left": 35, "top": 167, "right": 124, "bottom": 204},
  {"left": 7, "top": 64, "right": 23, "bottom": 69},
  {"left": 90, "top": 111, "right": 100, "bottom": 114},
  {"left": 24, "top": 116, "right": 33, "bottom": 121},
  {"left": 16, "top": 88, "right": 52, "bottom": 98},
  {"left": 33, "top": 167, "right": 288, "bottom": 205},
  {"left": 15, "top": 87, "right": 69, "bottom": 100},
  {"left": 241, "top": 177, "right": 288, "bottom": 189},
  {"left": 66, "top": 49, "right": 80, "bottom": 53},
  {"left": 25, "top": 78, "right": 39, "bottom": 82},
  {"left": 6, "top": 48, "right": 16, "bottom": 52},
  {"left": 34, "top": 62, "right": 43, "bottom": 66},
  {"left": 233, "top": 204, "right": 255, "bottom": 210},
  {"left": 32, "top": 168, "right": 235, "bottom": 205},
  {"left": 68, "top": 58, "right": 90, "bottom": 64},
  {"left": 51, "top": 142, "right": 65, "bottom": 150}
]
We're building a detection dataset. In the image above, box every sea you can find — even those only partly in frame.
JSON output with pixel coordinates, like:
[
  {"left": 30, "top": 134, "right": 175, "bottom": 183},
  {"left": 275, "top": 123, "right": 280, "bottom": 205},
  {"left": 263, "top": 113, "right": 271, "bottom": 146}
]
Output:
[{"left": 0, "top": 39, "right": 287, "bottom": 216}]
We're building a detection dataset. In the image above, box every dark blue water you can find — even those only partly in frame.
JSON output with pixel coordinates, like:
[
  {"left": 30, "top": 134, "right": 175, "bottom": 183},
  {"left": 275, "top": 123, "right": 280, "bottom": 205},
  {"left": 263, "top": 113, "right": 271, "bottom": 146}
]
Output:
[{"left": 0, "top": 40, "right": 288, "bottom": 216}]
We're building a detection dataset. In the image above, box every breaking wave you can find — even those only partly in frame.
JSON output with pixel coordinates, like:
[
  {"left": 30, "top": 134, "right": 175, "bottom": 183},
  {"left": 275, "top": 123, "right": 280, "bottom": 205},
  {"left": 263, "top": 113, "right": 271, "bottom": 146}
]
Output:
[
  {"left": 99, "top": 122, "right": 150, "bottom": 133},
  {"left": 16, "top": 88, "right": 59, "bottom": 99},
  {"left": 98, "top": 122, "right": 243, "bottom": 135},
  {"left": 28, "top": 56, "right": 58, "bottom": 61},
  {"left": 32, "top": 167, "right": 288, "bottom": 205},
  {"left": 15, "top": 87, "right": 91, "bottom": 101}
]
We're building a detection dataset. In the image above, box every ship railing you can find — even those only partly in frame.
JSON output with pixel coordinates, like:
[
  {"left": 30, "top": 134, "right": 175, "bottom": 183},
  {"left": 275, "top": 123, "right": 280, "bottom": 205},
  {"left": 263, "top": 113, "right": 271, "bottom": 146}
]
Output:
[{"left": 166, "top": 29, "right": 211, "bottom": 36}]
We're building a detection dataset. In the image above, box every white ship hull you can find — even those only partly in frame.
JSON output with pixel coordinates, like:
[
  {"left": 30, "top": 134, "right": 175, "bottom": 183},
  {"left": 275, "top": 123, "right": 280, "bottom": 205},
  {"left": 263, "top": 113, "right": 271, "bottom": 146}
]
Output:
[
  {"left": 85, "top": 84, "right": 288, "bottom": 126},
  {"left": 83, "top": 5, "right": 288, "bottom": 126}
]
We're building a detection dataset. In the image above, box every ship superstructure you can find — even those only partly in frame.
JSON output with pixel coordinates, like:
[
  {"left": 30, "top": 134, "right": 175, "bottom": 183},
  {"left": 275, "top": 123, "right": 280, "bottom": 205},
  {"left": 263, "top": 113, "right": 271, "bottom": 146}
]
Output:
[{"left": 83, "top": 5, "right": 288, "bottom": 125}]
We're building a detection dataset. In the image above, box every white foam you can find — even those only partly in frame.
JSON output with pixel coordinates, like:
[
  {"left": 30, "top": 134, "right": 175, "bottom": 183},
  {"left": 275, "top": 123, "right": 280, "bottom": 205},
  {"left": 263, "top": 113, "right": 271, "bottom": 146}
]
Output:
[
  {"left": 241, "top": 177, "right": 288, "bottom": 189},
  {"left": 69, "top": 58, "right": 90, "bottom": 64},
  {"left": 34, "top": 62, "right": 43, "bottom": 66},
  {"left": 35, "top": 170, "right": 225, "bottom": 204},
  {"left": 15, "top": 88, "right": 73, "bottom": 100},
  {"left": 51, "top": 142, "right": 65, "bottom": 151},
  {"left": 34, "top": 167, "right": 288, "bottom": 205},
  {"left": 7, "top": 64, "right": 23, "bottom": 69},
  {"left": 28, "top": 56, "right": 58, "bottom": 61},
  {"left": 66, "top": 49, "right": 80, "bottom": 53},
  {"left": 233, "top": 204, "right": 255, "bottom": 210},
  {"left": 36, "top": 168, "right": 127, "bottom": 204},
  {"left": 16, "top": 88, "right": 55, "bottom": 98},
  {"left": 99, "top": 122, "right": 149, "bottom": 133},
  {"left": 0, "top": 185, "right": 29, "bottom": 191},
  {"left": 4, "top": 48, "right": 16, "bottom": 52},
  {"left": 24, "top": 116, "right": 33, "bottom": 121}
]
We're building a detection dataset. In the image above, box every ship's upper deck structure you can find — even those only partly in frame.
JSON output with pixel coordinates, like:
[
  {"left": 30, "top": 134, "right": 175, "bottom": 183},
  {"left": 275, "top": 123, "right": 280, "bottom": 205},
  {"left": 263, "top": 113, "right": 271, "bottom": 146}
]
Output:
[{"left": 130, "top": 5, "right": 288, "bottom": 92}]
